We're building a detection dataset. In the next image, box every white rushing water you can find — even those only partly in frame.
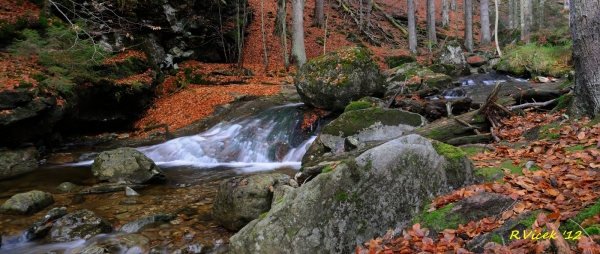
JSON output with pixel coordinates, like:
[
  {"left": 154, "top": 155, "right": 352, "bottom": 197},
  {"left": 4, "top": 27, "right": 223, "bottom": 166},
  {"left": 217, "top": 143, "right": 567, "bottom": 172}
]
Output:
[{"left": 67, "top": 103, "right": 318, "bottom": 172}]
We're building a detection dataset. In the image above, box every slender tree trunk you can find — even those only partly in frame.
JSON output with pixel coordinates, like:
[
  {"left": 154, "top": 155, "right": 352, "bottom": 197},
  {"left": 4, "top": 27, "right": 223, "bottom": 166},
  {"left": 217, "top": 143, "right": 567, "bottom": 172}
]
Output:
[
  {"left": 480, "top": 0, "right": 491, "bottom": 44},
  {"left": 567, "top": 0, "right": 600, "bottom": 118},
  {"left": 426, "top": 0, "right": 437, "bottom": 44},
  {"left": 508, "top": 0, "right": 515, "bottom": 29},
  {"left": 564, "top": 0, "right": 570, "bottom": 10},
  {"left": 520, "top": 0, "right": 532, "bottom": 43},
  {"left": 537, "top": 0, "right": 545, "bottom": 30},
  {"left": 261, "top": 0, "right": 268, "bottom": 73},
  {"left": 291, "top": 0, "right": 307, "bottom": 68},
  {"left": 442, "top": 0, "right": 449, "bottom": 27},
  {"left": 408, "top": 0, "right": 418, "bottom": 54},
  {"left": 494, "top": 0, "right": 502, "bottom": 56},
  {"left": 315, "top": 0, "right": 324, "bottom": 28},
  {"left": 464, "top": 0, "right": 473, "bottom": 51},
  {"left": 365, "top": 0, "right": 372, "bottom": 30}
]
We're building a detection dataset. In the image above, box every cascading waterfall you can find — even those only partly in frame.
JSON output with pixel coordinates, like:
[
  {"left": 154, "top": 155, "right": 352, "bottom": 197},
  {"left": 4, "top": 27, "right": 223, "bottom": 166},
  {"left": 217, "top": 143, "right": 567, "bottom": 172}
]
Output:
[{"left": 136, "top": 103, "right": 316, "bottom": 171}]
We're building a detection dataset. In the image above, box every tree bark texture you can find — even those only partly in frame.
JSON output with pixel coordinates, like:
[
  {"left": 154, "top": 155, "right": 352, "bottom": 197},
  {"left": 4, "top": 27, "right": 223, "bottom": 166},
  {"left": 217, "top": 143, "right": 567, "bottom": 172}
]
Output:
[
  {"left": 480, "top": 0, "right": 491, "bottom": 44},
  {"left": 464, "top": 0, "right": 473, "bottom": 51},
  {"left": 427, "top": 0, "right": 437, "bottom": 44},
  {"left": 508, "top": 0, "right": 515, "bottom": 29},
  {"left": 568, "top": 0, "right": 600, "bottom": 118},
  {"left": 315, "top": 0, "right": 324, "bottom": 28},
  {"left": 408, "top": 0, "right": 418, "bottom": 54},
  {"left": 292, "top": 0, "right": 307, "bottom": 68},
  {"left": 442, "top": 0, "right": 449, "bottom": 27},
  {"left": 520, "top": 0, "right": 532, "bottom": 43}
]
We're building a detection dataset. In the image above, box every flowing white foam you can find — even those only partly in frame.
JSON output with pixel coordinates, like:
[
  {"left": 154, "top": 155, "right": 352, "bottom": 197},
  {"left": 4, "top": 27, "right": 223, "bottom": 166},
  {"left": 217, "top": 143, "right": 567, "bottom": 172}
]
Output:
[{"left": 63, "top": 104, "right": 316, "bottom": 171}]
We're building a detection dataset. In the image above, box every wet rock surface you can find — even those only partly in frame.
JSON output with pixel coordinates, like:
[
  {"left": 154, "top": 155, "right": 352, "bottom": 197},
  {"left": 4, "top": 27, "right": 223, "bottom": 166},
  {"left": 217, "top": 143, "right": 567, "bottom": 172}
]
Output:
[
  {"left": 212, "top": 173, "right": 292, "bottom": 231},
  {"left": 91, "top": 147, "right": 166, "bottom": 184},
  {"left": 47, "top": 209, "right": 113, "bottom": 242},
  {"left": 0, "top": 147, "right": 39, "bottom": 180},
  {"left": 0, "top": 190, "right": 54, "bottom": 215}
]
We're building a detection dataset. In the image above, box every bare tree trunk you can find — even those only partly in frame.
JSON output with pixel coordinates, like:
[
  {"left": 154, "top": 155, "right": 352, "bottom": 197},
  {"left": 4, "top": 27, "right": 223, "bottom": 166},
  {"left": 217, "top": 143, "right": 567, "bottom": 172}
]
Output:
[
  {"left": 261, "top": 0, "right": 268, "bottom": 73},
  {"left": 442, "top": 0, "right": 449, "bottom": 27},
  {"left": 494, "top": 0, "right": 502, "bottom": 56},
  {"left": 408, "top": 0, "right": 418, "bottom": 54},
  {"left": 564, "top": 0, "right": 570, "bottom": 10},
  {"left": 292, "top": 0, "right": 307, "bottom": 68},
  {"left": 315, "top": 0, "right": 324, "bottom": 28},
  {"left": 537, "top": 0, "right": 545, "bottom": 30},
  {"left": 451, "top": 0, "right": 456, "bottom": 10},
  {"left": 480, "top": 0, "right": 491, "bottom": 44},
  {"left": 426, "top": 0, "right": 437, "bottom": 44},
  {"left": 567, "top": 0, "right": 600, "bottom": 118},
  {"left": 508, "top": 0, "right": 515, "bottom": 29},
  {"left": 365, "top": 0, "right": 373, "bottom": 30},
  {"left": 359, "top": 0, "right": 363, "bottom": 30},
  {"left": 464, "top": 0, "right": 473, "bottom": 51},
  {"left": 520, "top": 0, "right": 532, "bottom": 43}
]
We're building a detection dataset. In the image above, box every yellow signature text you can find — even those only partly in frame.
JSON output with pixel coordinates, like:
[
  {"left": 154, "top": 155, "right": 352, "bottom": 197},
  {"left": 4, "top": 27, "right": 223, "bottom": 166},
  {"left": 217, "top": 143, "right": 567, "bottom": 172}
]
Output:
[{"left": 509, "top": 230, "right": 582, "bottom": 241}]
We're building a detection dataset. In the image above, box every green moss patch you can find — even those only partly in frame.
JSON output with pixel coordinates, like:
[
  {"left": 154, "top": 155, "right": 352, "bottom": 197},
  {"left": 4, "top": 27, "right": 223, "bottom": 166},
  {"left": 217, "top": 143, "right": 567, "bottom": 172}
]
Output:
[
  {"left": 344, "top": 101, "right": 373, "bottom": 112},
  {"left": 432, "top": 142, "right": 465, "bottom": 161},
  {"left": 322, "top": 108, "right": 422, "bottom": 137},
  {"left": 413, "top": 203, "right": 464, "bottom": 232},
  {"left": 562, "top": 199, "right": 600, "bottom": 233}
]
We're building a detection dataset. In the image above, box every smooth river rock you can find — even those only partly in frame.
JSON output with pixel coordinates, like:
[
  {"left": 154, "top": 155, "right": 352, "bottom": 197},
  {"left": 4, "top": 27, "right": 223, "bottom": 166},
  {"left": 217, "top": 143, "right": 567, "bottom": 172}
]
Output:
[
  {"left": 91, "top": 147, "right": 166, "bottom": 184},
  {"left": 0, "top": 190, "right": 54, "bottom": 215}
]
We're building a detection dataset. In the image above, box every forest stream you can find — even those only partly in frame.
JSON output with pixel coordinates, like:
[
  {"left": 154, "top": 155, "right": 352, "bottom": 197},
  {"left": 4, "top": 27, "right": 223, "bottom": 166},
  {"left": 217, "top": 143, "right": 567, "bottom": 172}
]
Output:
[{"left": 0, "top": 73, "right": 559, "bottom": 253}]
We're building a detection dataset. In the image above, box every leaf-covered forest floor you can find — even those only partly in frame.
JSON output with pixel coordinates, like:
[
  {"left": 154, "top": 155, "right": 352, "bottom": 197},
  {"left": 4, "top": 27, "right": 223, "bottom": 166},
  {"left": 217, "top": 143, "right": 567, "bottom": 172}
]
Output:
[
  {"left": 3, "top": 0, "right": 595, "bottom": 252},
  {"left": 357, "top": 110, "right": 600, "bottom": 253}
]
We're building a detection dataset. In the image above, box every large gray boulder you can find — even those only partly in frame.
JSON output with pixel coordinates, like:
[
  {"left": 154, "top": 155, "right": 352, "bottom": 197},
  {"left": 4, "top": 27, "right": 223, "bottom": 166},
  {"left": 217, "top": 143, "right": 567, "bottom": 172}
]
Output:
[
  {"left": 0, "top": 190, "right": 54, "bottom": 215},
  {"left": 91, "top": 147, "right": 165, "bottom": 184},
  {"left": 47, "top": 209, "right": 112, "bottom": 242},
  {"left": 383, "top": 63, "right": 453, "bottom": 94},
  {"left": 229, "top": 134, "right": 482, "bottom": 254},
  {"left": 295, "top": 47, "right": 385, "bottom": 111},
  {"left": 439, "top": 41, "right": 471, "bottom": 76},
  {"left": 0, "top": 147, "right": 39, "bottom": 180},
  {"left": 212, "top": 173, "right": 291, "bottom": 231},
  {"left": 301, "top": 108, "right": 426, "bottom": 168}
]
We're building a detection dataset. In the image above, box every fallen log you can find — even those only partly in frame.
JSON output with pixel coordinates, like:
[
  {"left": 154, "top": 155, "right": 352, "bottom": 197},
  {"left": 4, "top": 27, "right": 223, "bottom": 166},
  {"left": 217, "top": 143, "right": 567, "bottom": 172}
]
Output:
[
  {"left": 512, "top": 89, "right": 567, "bottom": 103},
  {"left": 414, "top": 110, "right": 490, "bottom": 142},
  {"left": 508, "top": 98, "right": 557, "bottom": 110},
  {"left": 446, "top": 134, "right": 492, "bottom": 146}
]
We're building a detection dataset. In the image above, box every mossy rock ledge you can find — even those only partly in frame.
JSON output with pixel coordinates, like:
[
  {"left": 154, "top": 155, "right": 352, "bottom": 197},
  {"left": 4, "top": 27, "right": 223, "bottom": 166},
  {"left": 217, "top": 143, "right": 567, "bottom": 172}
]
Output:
[
  {"left": 229, "top": 134, "right": 481, "bottom": 254},
  {"left": 382, "top": 63, "right": 454, "bottom": 94},
  {"left": 294, "top": 47, "right": 385, "bottom": 111},
  {"left": 301, "top": 107, "right": 426, "bottom": 167}
]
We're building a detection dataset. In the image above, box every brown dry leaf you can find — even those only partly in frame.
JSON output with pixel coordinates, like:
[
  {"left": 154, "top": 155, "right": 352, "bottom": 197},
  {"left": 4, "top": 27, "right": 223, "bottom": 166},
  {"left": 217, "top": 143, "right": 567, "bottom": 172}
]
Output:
[
  {"left": 502, "top": 210, "right": 514, "bottom": 220},
  {"left": 545, "top": 188, "right": 560, "bottom": 197},
  {"left": 513, "top": 202, "right": 526, "bottom": 214},
  {"left": 578, "top": 131, "right": 586, "bottom": 140}
]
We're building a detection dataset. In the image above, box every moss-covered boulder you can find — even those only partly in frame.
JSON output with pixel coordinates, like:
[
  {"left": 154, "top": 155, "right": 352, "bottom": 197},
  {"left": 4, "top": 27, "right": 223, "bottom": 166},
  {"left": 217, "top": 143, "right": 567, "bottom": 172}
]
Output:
[
  {"left": 229, "top": 134, "right": 481, "bottom": 254},
  {"left": 301, "top": 108, "right": 426, "bottom": 167},
  {"left": 91, "top": 147, "right": 166, "bottom": 184},
  {"left": 294, "top": 47, "right": 385, "bottom": 111},
  {"left": 383, "top": 63, "right": 454, "bottom": 94},
  {"left": 384, "top": 54, "right": 417, "bottom": 68},
  {"left": 0, "top": 147, "right": 39, "bottom": 180},
  {"left": 212, "top": 173, "right": 292, "bottom": 231},
  {"left": 0, "top": 190, "right": 54, "bottom": 215},
  {"left": 438, "top": 41, "right": 471, "bottom": 76}
]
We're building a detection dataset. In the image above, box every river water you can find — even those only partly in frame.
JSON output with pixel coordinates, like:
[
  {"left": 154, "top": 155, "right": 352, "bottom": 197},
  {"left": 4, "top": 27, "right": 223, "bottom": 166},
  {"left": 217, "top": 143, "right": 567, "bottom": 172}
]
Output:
[{"left": 0, "top": 103, "right": 318, "bottom": 253}]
